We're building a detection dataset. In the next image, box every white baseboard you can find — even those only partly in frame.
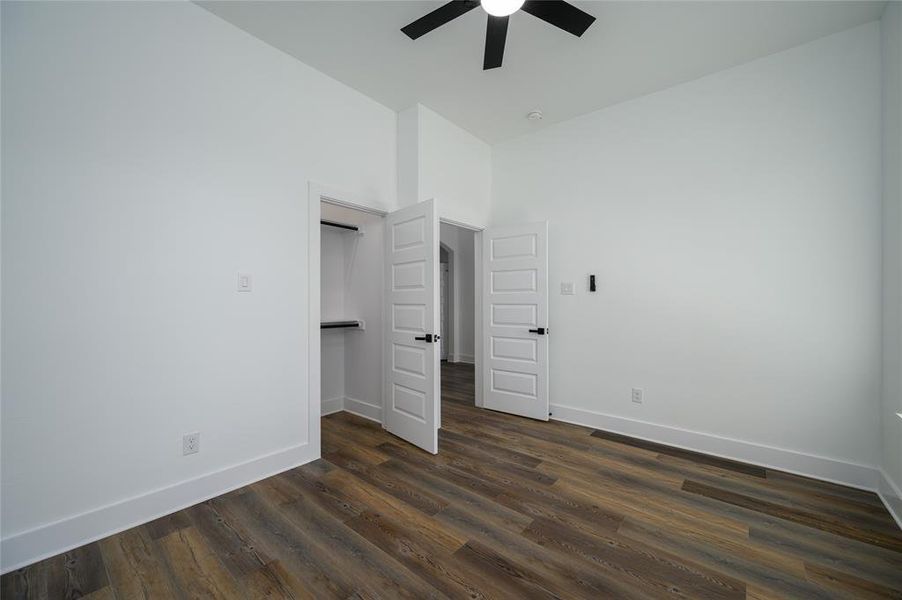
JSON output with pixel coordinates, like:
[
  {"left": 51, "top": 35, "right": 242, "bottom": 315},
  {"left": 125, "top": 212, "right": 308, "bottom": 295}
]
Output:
[
  {"left": 1, "top": 442, "right": 318, "bottom": 575},
  {"left": 878, "top": 470, "right": 902, "bottom": 530},
  {"left": 549, "top": 403, "right": 881, "bottom": 492},
  {"left": 344, "top": 396, "right": 382, "bottom": 423},
  {"left": 322, "top": 396, "right": 344, "bottom": 416},
  {"left": 452, "top": 353, "right": 475, "bottom": 364}
]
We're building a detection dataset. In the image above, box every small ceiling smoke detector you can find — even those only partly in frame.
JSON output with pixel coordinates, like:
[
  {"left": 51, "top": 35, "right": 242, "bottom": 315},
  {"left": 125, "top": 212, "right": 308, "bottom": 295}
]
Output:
[{"left": 527, "top": 110, "right": 543, "bottom": 121}]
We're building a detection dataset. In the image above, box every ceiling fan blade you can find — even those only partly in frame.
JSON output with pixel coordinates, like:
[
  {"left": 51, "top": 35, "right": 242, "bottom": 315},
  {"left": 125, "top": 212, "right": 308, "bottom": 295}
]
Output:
[
  {"left": 521, "top": 0, "right": 595, "bottom": 37},
  {"left": 401, "top": 1, "right": 480, "bottom": 40},
  {"left": 483, "top": 15, "right": 509, "bottom": 70}
]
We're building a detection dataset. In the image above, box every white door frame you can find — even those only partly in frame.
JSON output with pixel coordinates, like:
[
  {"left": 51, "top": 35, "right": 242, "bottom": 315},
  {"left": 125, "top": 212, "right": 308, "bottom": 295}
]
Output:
[
  {"left": 475, "top": 230, "right": 484, "bottom": 408},
  {"left": 307, "top": 187, "right": 488, "bottom": 453},
  {"left": 307, "top": 182, "right": 388, "bottom": 456}
]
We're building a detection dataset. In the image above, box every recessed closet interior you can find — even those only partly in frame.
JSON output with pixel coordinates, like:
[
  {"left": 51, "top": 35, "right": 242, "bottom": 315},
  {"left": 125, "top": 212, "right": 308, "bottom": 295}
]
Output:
[{"left": 320, "top": 202, "right": 385, "bottom": 422}]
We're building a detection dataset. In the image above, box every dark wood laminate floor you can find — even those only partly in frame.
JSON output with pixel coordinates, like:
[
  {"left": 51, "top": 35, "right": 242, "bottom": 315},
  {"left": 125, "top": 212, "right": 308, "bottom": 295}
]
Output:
[{"left": 4, "top": 362, "right": 902, "bottom": 599}]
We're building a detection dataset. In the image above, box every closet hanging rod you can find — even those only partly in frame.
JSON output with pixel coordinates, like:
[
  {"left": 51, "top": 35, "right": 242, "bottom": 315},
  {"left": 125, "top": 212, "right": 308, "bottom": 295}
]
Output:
[
  {"left": 321, "top": 320, "right": 364, "bottom": 330},
  {"left": 320, "top": 219, "right": 359, "bottom": 232}
]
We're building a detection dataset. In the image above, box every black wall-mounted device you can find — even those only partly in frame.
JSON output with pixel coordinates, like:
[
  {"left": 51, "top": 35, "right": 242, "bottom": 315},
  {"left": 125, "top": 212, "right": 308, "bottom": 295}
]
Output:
[{"left": 589, "top": 274, "right": 596, "bottom": 292}]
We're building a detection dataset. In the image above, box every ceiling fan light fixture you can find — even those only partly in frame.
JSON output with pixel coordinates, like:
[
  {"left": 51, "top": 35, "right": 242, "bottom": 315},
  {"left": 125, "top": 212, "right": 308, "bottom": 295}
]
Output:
[
  {"left": 481, "top": 0, "right": 525, "bottom": 17},
  {"left": 401, "top": 0, "right": 596, "bottom": 70}
]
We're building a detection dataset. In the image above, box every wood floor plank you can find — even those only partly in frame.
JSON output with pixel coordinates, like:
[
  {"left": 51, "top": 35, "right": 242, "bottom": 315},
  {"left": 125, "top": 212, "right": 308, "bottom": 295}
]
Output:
[
  {"left": 144, "top": 510, "right": 192, "bottom": 540},
  {"left": 804, "top": 562, "right": 902, "bottom": 600},
  {"left": 683, "top": 479, "right": 902, "bottom": 552},
  {"left": 659, "top": 455, "right": 900, "bottom": 533},
  {"left": 323, "top": 446, "right": 450, "bottom": 515},
  {"left": 618, "top": 517, "right": 833, "bottom": 599},
  {"left": 590, "top": 429, "right": 768, "bottom": 477},
  {"left": 98, "top": 527, "right": 177, "bottom": 599},
  {"left": 276, "top": 465, "right": 368, "bottom": 523},
  {"left": 452, "top": 540, "right": 563, "bottom": 600},
  {"left": 444, "top": 416, "right": 688, "bottom": 488},
  {"left": 442, "top": 519, "right": 643, "bottom": 600},
  {"left": 0, "top": 555, "right": 67, "bottom": 600},
  {"left": 272, "top": 490, "right": 446, "bottom": 599},
  {"left": 675, "top": 481, "right": 902, "bottom": 589},
  {"left": 378, "top": 443, "right": 512, "bottom": 502},
  {"left": 421, "top": 435, "right": 627, "bottom": 538},
  {"left": 321, "top": 467, "right": 469, "bottom": 552},
  {"left": 342, "top": 509, "right": 495, "bottom": 600},
  {"left": 374, "top": 447, "right": 534, "bottom": 536},
  {"left": 521, "top": 516, "right": 745, "bottom": 599},
  {"left": 183, "top": 500, "right": 277, "bottom": 589},
  {"left": 321, "top": 427, "right": 391, "bottom": 466},
  {"left": 80, "top": 586, "right": 116, "bottom": 600},
  {"left": 3, "top": 544, "right": 112, "bottom": 600},
  {"left": 748, "top": 521, "right": 902, "bottom": 589},
  {"left": 766, "top": 469, "right": 887, "bottom": 507},
  {"left": 213, "top": 489, "right": 354, "bottom": 598},
  {"left": 157, "top": 526, "right": 244, "bottom": 599},
  {"left": 4, "top": 362, "right": 900, "bottom": 599},
  {"left": 438, "top": 428, "right": 543, "bottom": 468},
  {"left": 241, "top": 560, "right": 315, "bottom": 600},
  {"left": 549, "top": 465, "right": 750, "bottom": 544}
]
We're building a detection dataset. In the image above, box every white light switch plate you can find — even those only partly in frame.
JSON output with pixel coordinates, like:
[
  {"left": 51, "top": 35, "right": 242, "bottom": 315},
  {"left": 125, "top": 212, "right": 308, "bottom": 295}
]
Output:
[
  {"left": 237, "top": 272, "right": 253, "bottom": 292},
  {"left": 560, "top": 282, "right": 575, "bottom": 295}
]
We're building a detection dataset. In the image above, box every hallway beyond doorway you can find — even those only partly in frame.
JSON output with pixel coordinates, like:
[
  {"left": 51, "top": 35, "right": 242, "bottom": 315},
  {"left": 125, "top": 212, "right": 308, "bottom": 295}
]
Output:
[{"left": 441, "top": 362, "right": 475, "bottom": 408}]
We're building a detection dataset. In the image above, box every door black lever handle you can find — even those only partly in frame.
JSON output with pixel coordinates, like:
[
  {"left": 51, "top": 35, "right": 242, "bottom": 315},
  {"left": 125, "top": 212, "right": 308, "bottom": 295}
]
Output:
[
  {"left": 414, "top": 333, "right": 439, "bottom": 343},
  {"left": 528, "top": 327, "right": 547, "bottom": 335}
]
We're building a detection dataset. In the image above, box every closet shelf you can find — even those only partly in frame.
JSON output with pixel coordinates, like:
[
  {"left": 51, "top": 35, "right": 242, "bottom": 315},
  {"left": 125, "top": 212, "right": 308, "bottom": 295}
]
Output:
[
  {"left": 321, "top": 319, "right": 365, "bottom": 330},
  {"left": 321, "top": 219, "right": 363, "bottom": 234}
]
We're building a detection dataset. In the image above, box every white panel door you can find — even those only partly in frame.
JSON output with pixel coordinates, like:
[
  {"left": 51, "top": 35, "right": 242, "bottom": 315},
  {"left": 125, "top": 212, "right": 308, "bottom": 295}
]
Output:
[
  {"left": 383, "top": 200, "right": 440, "bottom": 453},
  {"left": 482, "top": 222, "right": 549, "bottom": 420}
]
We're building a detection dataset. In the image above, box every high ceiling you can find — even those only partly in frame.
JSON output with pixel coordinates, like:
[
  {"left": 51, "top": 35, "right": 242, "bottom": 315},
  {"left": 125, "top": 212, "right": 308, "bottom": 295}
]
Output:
[{"left": 198, "top": 1, "right": 886, "bottom": 143}]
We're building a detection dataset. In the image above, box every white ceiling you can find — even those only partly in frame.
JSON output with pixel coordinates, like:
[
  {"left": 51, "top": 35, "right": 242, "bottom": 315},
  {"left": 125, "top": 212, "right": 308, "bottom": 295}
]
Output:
[{"left": 198, "top": 1, "right": 886, "bottom": 143}]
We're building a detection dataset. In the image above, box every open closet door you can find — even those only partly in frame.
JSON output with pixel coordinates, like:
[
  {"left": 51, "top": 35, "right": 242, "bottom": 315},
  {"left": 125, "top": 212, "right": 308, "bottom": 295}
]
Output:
[
  {"left": 482, "top": 222, "right": 549, "bottom": 420},
  {"left": 383, "top": 199, "right": 441, "bottom": 453}
]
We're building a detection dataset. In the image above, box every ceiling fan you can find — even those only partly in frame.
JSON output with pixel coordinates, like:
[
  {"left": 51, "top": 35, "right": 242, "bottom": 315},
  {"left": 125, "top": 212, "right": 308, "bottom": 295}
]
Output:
[{"left": 401, "top": 0, "right": 596, "bottom": 70}]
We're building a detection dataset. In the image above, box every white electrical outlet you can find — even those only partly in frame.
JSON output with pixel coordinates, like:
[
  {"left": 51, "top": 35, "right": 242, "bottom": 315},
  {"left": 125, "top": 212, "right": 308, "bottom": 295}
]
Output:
[
  {"left": 183, "top": 432, "right": 200, "bottom": 455},
  {"left": 560, "top": 282, "right": 575, "bottom": 295},
  {"left": 631, "top": 388, "right": 643, "bottom": 404}
]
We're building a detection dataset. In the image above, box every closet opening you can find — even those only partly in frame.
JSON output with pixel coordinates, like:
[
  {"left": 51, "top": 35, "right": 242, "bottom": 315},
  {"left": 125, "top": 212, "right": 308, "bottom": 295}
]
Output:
[
  {"left": 320, "top": 200, "right": 385, "bottom": 422},
  {"left": 311, "top": 185, "right": 488, "bottom": 454}
]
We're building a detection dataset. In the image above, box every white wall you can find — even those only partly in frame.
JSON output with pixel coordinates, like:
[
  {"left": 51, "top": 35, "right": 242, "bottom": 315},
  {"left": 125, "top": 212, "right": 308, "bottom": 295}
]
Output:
[
  {"left": 398, "top": 106, "right": 420, "bottom": 209},
  {"left": 881, "top": 2, "right": 902, "bottom": 521},
  {"left": 1, "top": 0, "right": 397, "bottom": 571},
  {"left": 492, "top": 24, "right": 883, "bottom": 473},
  {"left": 398, "top": 104, "right": 492, "bottom": 228},
  {"left": 440, "top": 223, "right": 476, "bottom": 363}
]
